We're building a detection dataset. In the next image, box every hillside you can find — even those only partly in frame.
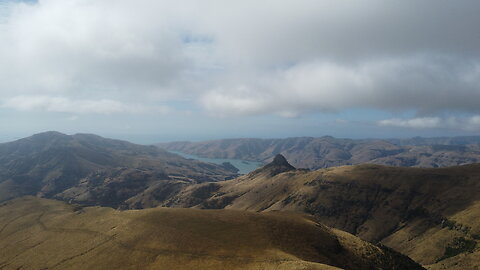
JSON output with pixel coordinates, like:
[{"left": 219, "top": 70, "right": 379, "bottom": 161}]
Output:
[
  {"left": 0, "top": 196, "right": 423, "bottom": 270},
  {"left": 158, "top": 136, "right": 480, "bottom": 169},
  {"left": 153, "top": 155, "right": 480, "bottom": 269},
  {"left": 0, "top": 132, "right": 238, "bottom": 207}
]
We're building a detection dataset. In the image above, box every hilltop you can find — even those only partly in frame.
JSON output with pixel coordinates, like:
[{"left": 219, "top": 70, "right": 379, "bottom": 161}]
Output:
[{"left": 0, "top": 131, "right": 238, "bottom": 207}]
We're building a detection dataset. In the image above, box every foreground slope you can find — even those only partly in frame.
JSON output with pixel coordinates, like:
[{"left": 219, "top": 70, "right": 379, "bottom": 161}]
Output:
[
  {"left": 0, "top": 131, "right": 237, "bottom": 207},
  {"left": 158, "top": 136, "right": 480, "bottom": 169},
  {"left": 159, "top": 156, "right": 480, "bottom": 268},
  {"left": 0, "top": 197, "right": 422, "bottom": 270}
]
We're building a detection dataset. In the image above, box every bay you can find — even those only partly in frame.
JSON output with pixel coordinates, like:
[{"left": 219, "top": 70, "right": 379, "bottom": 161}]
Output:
[{"left": 170, "top": 151, "right": 263, "bottom": 174}]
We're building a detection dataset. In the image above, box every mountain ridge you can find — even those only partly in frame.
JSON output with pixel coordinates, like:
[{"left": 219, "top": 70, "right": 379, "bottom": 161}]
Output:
[
  {"left": 0, "top": 131, "right": 238, "bottom": 207},
  {"left": 158, "top": 135, "right": 480, "bottom": 169}
]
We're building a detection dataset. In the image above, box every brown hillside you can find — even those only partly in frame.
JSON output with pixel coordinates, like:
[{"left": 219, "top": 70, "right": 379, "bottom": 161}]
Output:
[
  {"left": 0, "top": 197, "right": 422, "bottom": 270},
  {"left": 154, "top": 158, "right": 480, "bottom": 269}
]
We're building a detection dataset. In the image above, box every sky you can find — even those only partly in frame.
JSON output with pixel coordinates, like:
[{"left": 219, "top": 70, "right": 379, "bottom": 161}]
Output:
[{"left": 1, "top": 0, "right": 480, "bottom": 144}]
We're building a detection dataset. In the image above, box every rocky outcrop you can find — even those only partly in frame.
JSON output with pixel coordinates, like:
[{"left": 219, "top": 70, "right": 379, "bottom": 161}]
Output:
[{"left": 250, "top": 154, "right": 296, "bottom": 176}]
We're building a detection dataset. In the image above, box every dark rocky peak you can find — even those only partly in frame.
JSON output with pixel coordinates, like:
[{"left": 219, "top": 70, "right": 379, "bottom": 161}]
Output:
[
  {"left": 271, "top": 154, "right": 292, "bottom": 167},
  {"left": 255, "top": 154, "right": 296, "bottom": 176}
]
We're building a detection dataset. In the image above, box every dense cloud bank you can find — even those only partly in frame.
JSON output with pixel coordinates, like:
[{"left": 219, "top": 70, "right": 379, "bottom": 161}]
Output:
[{"left": 0, "top": 0, "right": 479, "bottom": 129}]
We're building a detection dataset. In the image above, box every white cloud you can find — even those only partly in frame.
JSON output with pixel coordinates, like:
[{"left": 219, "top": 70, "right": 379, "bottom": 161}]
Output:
[
  {"left": 0, "top": 0, "right": 191, "bottom": 99},
  {"left": 0, "top": 0, "right": 480, "bottom": 120},
  {"left": 1, "top": 95, "right": 170, "bottom": 114},
  {"left": 378, "top": 117, "right": 442, "bottom": 129},
  {"left": 200, "top": 57, "right": 480, "bottom": 116},
  {"left": 67, "top": 115, "right": 79, "bottom": 121},
  {"left": 378, "top": 116, "right": 480, "bottom": 131},
  {"left": 466, "top": 116, "right": 480, "bottom": 130}
]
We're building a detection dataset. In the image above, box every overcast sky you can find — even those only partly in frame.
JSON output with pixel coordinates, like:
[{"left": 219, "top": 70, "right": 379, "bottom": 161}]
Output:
[{"left": 1, "top": 0, "right": 480, "bottom": 143}]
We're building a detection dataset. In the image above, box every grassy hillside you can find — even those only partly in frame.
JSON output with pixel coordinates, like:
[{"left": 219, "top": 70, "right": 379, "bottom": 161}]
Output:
[
  {"left": 0, "top": 197, "right": 422, "bottom": 270},
  {"left": 156, "top": 157, "right": 480, "bottom": 268}
]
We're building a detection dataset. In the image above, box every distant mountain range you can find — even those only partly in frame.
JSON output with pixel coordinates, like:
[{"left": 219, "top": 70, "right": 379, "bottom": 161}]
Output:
[
  {"left": 0, "top": 131, "right": 238, "bottom": 207},
  {"left": 146, "top": 155, "right": 480, "bottom": 270},
  {"left": 158, "top": 136, "right": 480, "bottom": 169}
]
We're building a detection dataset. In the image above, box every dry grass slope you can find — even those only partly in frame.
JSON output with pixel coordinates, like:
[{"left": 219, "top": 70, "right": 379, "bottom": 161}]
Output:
[
  {"left": 158, "top": 162, "right": 480, "bottom": 269},
  {"left": 0, "top": 197, "right": 422, "bottom": 270}
]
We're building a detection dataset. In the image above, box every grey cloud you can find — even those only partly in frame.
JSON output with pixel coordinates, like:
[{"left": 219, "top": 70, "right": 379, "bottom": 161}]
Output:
[
  {"left": 0, "top": 0, "right": 479, "bottom": 118},
  {"left": 201, "top": 56, "right": 480, "bottom": 116},
  {"left": 190, "top": 1, "right": 480, "bottom": 67},
  {"left": 0, "top": 0, "right": 193, "bottom": 101}
]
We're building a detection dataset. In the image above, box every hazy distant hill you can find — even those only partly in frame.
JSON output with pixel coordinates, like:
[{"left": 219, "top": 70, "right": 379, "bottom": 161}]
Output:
[
  {"left": 0, "top": 131, "right": 238, "bottom": 207},
  {"left": 158, "top": 136, "right": 480, "bottom": 169},
  {"left": 151, "top": 155, "right": 480, "bottom": 269},
  {"left": 0, "top": 196, "right": 423, "bottom": 270}
]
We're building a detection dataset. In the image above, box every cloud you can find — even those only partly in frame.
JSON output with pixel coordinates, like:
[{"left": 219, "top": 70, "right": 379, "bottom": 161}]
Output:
[
  {"left": 378, "top": 116, "right": 480, "bottom": 131},
  {"left": 2, "top": 95, "right": 170, "bottom": 114},
  {"left": 378, "top": 117, "right": 442, "bottom": 129},
  {"left": 0, "top": 0, "right": 192, "bottom": 99},
  {"left": 466, "top": 116, "right": 480, "bottom": 130},
  {"left": 0, "top": 0, "right": 480, "bottom": 120},
  {"left": 201, "top": 57, "right": 480, "bottom": 116},
  {"left": 67, "top": 115, "right": 79, "bottom": 121}
]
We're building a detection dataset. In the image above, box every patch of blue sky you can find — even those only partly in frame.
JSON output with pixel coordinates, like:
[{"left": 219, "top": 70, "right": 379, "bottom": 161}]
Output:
[
  {"left": 0, "top": 0, "right": 36, "bottom": 23},
  {"left": 0, "top": 0, "right": 37, "bottom": 3},
  {"left": 180, "top": 32, "right": 214, "bottom": 45}
]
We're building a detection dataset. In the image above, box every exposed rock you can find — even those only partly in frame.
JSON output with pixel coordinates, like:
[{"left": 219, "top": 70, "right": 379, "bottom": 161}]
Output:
[{"left": 251, "top": 154, "right": 296, "bottom": 176}]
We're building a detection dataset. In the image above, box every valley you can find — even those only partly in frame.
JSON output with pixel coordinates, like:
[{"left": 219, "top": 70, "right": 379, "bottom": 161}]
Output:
[
  {"left": 0, "top": 132, "right": 479, "bottom": 269},
  {"left": 145, "top": 154, "right": 480, "bottom": 269},
  {"left": 169, "top": 150, "right": 263, "bottom": 174},
  {"left": 158, "top": 136, "right": 480, "bottom": 170}
]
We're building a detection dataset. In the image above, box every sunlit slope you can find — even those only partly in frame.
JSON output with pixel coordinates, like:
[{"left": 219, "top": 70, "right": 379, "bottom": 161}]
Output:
[
  {"left": 0, "top": 197, "right": 422, "bottom": 270},
  {"left": 162, "top": 157, "right": 480, "bottom": 268}
]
